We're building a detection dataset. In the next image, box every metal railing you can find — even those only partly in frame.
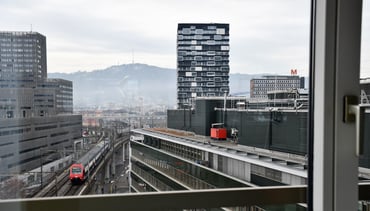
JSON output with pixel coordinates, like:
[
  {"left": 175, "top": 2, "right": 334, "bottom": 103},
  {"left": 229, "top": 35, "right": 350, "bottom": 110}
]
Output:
[
  {"left": 132, "top": 149, "right": 215, "bottom": 189},
  {"left": 0, "top": 183, "right": 370, "bottom": 211},
  {"left": 131, "top": 163, "right": 174, "bottom": 192},
  {"left": 131, "top": 179, "right": 151, "bottom": 193}
]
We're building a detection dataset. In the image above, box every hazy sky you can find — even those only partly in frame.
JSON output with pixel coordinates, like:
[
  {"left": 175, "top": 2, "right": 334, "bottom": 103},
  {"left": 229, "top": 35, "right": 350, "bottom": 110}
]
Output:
[{"left": 0, "top": 0, "right": 368, "bottom": 76}]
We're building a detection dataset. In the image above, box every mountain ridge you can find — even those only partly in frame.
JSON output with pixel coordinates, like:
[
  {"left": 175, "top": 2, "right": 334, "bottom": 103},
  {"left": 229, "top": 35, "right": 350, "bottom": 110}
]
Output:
[{"left": 48, "top": 63, "right": 262, "bottom": 107}]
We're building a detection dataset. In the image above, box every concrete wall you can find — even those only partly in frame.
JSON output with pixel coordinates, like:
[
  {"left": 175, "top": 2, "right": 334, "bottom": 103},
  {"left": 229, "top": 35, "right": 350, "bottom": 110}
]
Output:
[
  {"left": 0, "top": 115, "right": 82, "bottom": 173},
  {"left": 223, "top": 110, "right": 308, "bottom": 154},
  {"left": 168, "top": 99, "right": 308, "bottom": 155},
  {"left": 168, "top": 99, "right": 370, "bottom": 168},
  {"left": 168, "top": 99, "right": 227, "bottom": 136}
]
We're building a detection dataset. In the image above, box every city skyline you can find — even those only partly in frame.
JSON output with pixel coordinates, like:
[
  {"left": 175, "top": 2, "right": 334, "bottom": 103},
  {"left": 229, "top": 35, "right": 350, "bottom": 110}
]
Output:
[
  {"left": 1, "top": 0, "right": 369, "bottom": 77},
  {"left": 1, "top": 0, "right": 312, "bottom": 76}
]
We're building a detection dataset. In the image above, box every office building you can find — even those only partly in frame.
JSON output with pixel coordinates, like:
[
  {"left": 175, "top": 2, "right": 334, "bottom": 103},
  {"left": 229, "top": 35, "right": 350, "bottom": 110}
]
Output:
[
  {"left": 0, "top": 31, "right": 82, "bottom": 174},
  {"left": 0, "top": 31, "right": 47, "bottom": 88},
  {"left": 250, "top": 75, "right": 305, "bottom": 99},
  {"left": 177, "top": 23, "right": 230, "bottom": 109}
]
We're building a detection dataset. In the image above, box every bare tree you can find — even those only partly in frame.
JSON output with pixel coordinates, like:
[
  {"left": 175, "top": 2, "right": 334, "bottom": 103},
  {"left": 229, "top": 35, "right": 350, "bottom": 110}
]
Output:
[{"left": 0, "top": 177, "right": 26, "bottom": 199}]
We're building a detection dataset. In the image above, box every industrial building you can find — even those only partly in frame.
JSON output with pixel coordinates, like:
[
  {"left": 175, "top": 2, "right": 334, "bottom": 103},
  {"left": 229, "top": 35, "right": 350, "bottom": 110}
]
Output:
[
  {"left": 131, "top": 95, "right": 310, "bottom": 210},
  {"left": 131, "top": 74, "right": 370, "bottom": 209}
]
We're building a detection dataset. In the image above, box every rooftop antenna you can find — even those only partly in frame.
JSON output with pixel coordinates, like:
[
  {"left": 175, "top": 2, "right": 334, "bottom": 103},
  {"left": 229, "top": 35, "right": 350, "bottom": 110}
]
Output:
[
  {"left": 132, "top": 49, "right": 135, "bottom": 64},
  {"left": 274, "top": 74, "right": 277, "bottom": 107},
  {"left": 30, "top": 24, "right": 33, "bottom": 32}
]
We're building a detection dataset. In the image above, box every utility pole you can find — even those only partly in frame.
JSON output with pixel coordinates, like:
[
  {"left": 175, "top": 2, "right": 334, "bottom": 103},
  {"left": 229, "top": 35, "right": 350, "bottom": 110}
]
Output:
[
  {"left": 128, "top": 140, "right": 132, "bottom": 193},
  {"left": 112, "top": 127, "right": 116, "bottom": 177},
  {"left": 39, "top": 148, "right": 43, "bottom": 189},
  {"left": 223, "top": 91, "right": 227, "bottom": 125}
]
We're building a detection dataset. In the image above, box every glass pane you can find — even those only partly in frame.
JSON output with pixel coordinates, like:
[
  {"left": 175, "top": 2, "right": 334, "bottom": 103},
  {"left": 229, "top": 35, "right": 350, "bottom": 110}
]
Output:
[{"left": 0, "top": 0, "right": 311, "bottom": 210}]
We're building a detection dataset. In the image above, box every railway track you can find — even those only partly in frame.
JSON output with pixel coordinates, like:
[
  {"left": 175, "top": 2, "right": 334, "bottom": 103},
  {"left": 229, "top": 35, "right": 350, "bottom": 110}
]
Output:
[
  {"left": 65, "top": 184, "right": 83, "bottom": 196},
  {"left": 43, "top": 173, "right": 69, "bottom": 197},
  {"left": 35, "top": 169, "right": 93, "bottom": 197},
  {"left": 32, "top": 171, "right": 68, "bottom": 198},
  {"left": 33, "top": 134, "right": 130, "bottom": 198}
]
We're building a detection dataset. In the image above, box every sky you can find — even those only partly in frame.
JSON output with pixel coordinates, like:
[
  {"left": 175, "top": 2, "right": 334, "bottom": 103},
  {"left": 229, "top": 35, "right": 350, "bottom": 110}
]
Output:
[{"left": 0, "top": 0, "right": 368, "bottom": 77}]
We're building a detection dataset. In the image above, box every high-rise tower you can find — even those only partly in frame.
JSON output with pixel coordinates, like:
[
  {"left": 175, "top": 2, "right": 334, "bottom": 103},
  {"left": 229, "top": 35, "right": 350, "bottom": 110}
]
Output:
[
  {"left": 177, "top": 23, "right": 230, "bottom": 109},
  {"left": 0, "top": 31, "right": 47, "bottom": 88}
]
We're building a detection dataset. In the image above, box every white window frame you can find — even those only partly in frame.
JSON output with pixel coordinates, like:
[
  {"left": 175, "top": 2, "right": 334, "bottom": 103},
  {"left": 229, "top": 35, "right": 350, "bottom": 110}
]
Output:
[{"left": 313, "top": 0, "right": 362, "bottom": 210}]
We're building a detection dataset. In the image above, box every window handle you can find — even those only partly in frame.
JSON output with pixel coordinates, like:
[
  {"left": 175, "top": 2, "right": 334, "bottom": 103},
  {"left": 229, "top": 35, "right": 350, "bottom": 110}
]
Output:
[{"left": 344, "top": 96, "right": 365, "bottom": 156}]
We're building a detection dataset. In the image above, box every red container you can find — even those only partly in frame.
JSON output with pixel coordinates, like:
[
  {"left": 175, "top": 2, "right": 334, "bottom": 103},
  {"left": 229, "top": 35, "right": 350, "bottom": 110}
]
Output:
[{"left": 210, "top": 128, "right": 227, "bottom": 140}]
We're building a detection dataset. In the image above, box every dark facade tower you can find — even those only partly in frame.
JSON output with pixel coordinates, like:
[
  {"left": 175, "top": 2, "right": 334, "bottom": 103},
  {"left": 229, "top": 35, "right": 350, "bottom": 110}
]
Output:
[{"left": 177, "top": 23, "right": 230, "bottom": 109}]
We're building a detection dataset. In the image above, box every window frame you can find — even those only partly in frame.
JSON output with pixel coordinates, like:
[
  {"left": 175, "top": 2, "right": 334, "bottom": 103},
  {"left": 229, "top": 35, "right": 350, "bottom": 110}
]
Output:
[
  {"left": 312, "top": 0, "right": 362, "bottom": 210},
  {"left": 0, "top": 0, "right": 366, "bottom": 210}
]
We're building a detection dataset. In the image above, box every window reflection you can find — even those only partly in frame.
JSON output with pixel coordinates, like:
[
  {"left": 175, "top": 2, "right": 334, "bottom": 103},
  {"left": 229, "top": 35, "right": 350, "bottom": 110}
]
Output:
[{"left": 0, "top": 2, "right": 313, "bottom": 211}]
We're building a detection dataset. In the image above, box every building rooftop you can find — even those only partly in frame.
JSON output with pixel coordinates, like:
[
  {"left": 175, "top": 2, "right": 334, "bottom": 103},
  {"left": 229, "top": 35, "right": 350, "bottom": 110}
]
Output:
[{"left": 134, "top": 127, "right": 308, "bottom": 178}]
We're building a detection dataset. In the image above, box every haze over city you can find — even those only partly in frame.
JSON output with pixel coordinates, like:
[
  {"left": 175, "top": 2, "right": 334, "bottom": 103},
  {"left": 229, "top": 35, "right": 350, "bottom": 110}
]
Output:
[
  {"left": 0, "top": 0, "right": 313, "bottom": 76},
  {"left": 1, "top": 0, "right": 369, "bottom": 77}
]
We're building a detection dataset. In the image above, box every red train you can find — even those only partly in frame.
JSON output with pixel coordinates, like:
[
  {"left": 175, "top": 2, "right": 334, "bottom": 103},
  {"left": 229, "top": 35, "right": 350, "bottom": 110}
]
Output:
[
  {"left": 69, "top": 163, "right": 85, "bottom": 184},
  {"left": 69, "top": 139, "right": 110, "bottom": 184}
]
